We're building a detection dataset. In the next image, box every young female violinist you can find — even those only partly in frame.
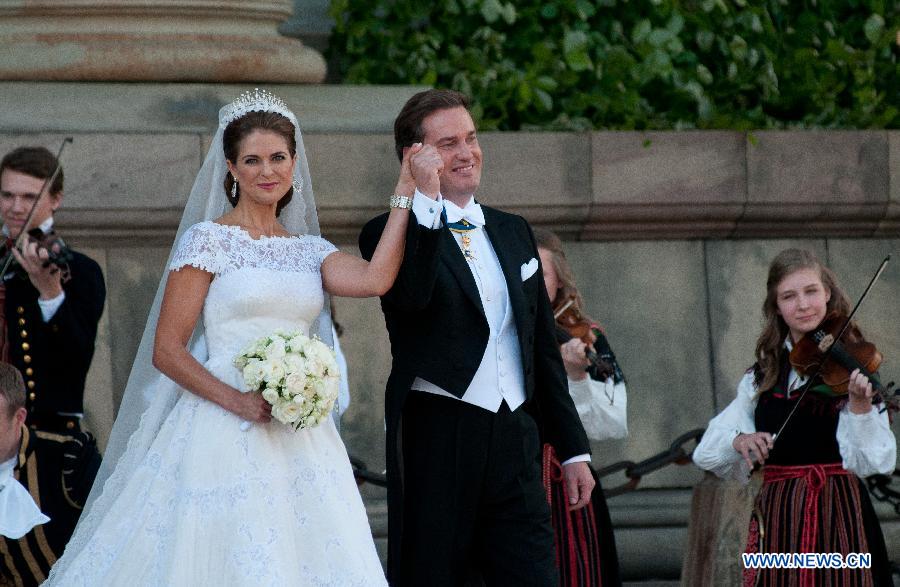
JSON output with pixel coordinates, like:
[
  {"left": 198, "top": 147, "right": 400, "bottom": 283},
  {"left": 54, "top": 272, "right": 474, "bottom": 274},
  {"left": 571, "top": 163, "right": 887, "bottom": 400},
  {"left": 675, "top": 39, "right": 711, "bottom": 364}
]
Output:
[
  {"left": 693, "top": 248, "right": 896, "bottom": 586},
  {"left": 535, "top": 228, "right": 627, "bottom": 587}
]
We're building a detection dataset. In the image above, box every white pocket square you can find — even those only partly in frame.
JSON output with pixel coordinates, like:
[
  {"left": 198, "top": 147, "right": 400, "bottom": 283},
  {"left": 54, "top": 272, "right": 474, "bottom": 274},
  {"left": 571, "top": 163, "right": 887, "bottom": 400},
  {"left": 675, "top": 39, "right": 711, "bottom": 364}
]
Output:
[{"left": 521, "top": 257, "right": 539, "bottom": 281}]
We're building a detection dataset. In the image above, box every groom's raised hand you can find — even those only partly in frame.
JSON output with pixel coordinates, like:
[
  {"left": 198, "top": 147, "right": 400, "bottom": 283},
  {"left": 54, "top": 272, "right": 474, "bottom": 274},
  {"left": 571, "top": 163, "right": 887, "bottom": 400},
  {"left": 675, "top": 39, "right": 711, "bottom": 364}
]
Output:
[{"left": 409, "top": 144, "right": 443, "bottom": 199}]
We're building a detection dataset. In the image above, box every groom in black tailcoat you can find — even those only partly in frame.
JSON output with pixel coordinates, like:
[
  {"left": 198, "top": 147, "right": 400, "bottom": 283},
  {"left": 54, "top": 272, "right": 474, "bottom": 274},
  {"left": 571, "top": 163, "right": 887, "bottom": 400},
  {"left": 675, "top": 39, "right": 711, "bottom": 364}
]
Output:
[{"left": 360, "top": 89, "right": 593, "bottom": 586}]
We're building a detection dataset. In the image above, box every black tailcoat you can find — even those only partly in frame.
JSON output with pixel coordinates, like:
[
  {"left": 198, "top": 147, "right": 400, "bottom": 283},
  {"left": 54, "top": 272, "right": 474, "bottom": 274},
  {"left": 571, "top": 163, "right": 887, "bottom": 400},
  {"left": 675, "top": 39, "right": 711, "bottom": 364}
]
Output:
[
  {"left": 2, "top": 250, "right": 105, "bottom": 433},
  {"left": 360, "top": 204, "right": 591, "bottom": 580}
]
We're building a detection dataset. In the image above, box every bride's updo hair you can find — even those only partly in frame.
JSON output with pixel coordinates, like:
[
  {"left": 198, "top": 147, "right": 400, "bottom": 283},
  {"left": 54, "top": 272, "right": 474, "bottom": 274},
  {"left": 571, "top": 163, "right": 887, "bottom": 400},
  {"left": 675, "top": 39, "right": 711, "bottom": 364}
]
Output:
[{"left": 222, "top": 110, "right": 297, "bottom": 217}]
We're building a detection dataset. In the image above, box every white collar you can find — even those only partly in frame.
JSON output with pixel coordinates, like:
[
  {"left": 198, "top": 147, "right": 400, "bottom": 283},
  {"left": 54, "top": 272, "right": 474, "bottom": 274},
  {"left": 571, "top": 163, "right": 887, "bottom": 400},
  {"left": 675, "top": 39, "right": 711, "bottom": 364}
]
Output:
[
  {"left": 444, "top": 196, "right": 485, "bottom": 227},
  {"left": 0, "top": 456, "right": 15, "bottom": 477},
  {"left": 0, "top": 454, "right": 50, "bottom": 539},
  {"left": 2, "top": 216, "right": 55, "bottom": 238}
]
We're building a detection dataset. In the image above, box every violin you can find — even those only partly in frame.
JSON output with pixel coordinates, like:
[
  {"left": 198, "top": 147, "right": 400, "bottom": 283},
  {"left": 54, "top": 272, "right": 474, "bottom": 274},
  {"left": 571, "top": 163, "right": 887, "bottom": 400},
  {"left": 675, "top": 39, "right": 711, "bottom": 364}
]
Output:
[
  {"left": 773, "top": 255, "right": 896, "bottom": 442},
  {"left": 788, "top": 311, "right": 893, "bottom": 397},
  {"left": 0, "top": 227, "right": 74, "bottom": 282},
  {"left": 552, "top": 294, "right": 615, "bottom": 381},
  {"left": 0, "top": 137, "right": 74, "bottom": 282}
]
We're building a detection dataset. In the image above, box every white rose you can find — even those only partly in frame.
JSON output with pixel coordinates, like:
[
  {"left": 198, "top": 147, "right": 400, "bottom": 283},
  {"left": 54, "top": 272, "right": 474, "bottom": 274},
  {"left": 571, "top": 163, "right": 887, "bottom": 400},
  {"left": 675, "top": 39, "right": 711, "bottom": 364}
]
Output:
[
  {"left": 305, "top": 357, "right": 327, "bottom": 379},
  {"left": 305, "top": 339, "right": 335, "bottom": 363},
  {"left": 279, "top": 401, "right": 303, "bottom": 424},
  {"left": 270, "top": 400, "right": 287, "bottom": 424},
  {"left": 242, "top": 360, "right": 265, "bottom": 389},
  {"left": 259, "top": 359, "right": 285, "bottom": 385},
  {"left": 283, "top": 352, "right": 306, "bottom": 375},
  {"left": 323, "top": 376, "right": 340, "bottom": 403},
  {"left": 261, "top": 388, "right": 279, "bottom": 404},
  {"left": 287, "top": 333, "right": 309, "bottom": 353},
  {"left": 284, "top": 372, "right": 306, "bottom": 397},
  {"left": 265, "top": 338, "right": 287, "bottom": 359},
  {"left": 301, "top": 378, "right": 322, "bottom": 401}
]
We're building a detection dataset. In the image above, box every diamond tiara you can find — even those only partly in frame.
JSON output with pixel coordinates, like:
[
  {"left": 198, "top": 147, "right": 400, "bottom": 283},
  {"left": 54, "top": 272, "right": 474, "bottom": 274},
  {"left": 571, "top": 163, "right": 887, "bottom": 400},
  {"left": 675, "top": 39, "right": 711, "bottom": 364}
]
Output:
[{"left": 220, "top": 88, "right": 297, "bottom": 126}]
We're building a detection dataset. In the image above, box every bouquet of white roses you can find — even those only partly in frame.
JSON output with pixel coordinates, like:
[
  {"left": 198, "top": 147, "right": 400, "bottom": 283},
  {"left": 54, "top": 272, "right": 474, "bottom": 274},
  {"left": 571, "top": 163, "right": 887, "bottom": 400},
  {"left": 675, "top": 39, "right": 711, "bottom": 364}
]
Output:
[{"left": 233, "top": 329, "right": 340, "bottom": 430}]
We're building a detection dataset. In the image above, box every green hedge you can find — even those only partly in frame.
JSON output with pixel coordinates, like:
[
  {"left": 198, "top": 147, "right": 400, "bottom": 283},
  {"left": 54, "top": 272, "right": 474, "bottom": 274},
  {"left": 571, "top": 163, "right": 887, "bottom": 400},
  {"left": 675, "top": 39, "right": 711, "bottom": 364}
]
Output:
[{"left": 329, "top": 0, "right": 899, "bottom": 130}]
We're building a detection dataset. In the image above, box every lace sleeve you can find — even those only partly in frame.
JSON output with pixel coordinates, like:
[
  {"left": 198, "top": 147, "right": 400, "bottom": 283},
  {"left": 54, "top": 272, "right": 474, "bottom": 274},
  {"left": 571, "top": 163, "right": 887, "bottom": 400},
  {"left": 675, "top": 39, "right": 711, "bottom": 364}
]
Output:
[
  {"left": 169, "top": 222, "right": 222, "bottom": 274},
  {"left": 309, "top": 235, "right": 339, "bottom": 265}
]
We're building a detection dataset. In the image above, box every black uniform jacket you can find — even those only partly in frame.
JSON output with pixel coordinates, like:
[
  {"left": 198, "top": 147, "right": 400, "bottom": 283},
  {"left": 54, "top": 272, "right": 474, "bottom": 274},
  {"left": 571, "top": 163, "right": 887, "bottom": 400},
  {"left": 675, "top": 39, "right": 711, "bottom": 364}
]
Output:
[
  {"left": 3, "top": 250, "right": 105, "bottom": 432},
  {"left": 0, "top": 426, "right": 101, "bottom": 587},
  {"left": 359, "top": 203, "right": 591, "bottom": 578}
]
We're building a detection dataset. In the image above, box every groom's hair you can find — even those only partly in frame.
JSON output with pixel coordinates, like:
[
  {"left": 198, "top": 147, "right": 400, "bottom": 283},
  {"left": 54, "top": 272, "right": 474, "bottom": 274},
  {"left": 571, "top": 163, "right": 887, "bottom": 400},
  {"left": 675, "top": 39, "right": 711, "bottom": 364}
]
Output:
[
  {"left": 0, "top": 362, "right": 25, "bottom": 416},
  {"left": 0, "top": 146, "right": 63, "bottom": 196},
  {"left": 394, "top": 89, "right": 471, "bottom": 161}
]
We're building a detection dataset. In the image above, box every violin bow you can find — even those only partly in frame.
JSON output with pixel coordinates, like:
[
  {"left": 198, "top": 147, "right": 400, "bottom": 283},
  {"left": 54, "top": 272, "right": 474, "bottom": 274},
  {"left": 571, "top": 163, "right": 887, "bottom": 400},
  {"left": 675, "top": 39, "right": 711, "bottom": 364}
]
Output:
[
  {"left": 553, "top": 297, "right": 575, "bottom": 320},
  {"left": 772, "top": 254, "right": 891, "bottom": 443},
  {"left": 0, "top": 137, "right": 73, "bottom": 277}
]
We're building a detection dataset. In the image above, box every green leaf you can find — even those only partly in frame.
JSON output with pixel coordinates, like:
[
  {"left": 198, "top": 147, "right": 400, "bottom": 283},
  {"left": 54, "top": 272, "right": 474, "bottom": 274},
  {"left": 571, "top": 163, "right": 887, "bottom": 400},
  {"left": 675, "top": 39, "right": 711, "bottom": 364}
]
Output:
[
  {"left": 647, "top": 28, "right": 672, "bottom": 47},
  {"left": 729, "top": 35, "right": 748, "bottom": 60},
  {"left": 563, "top": 29, "right": 593, "bottom": 71},
  {"left": 536, "top": 76, "right": 559, "bottom": 91},
  {"left": 535, "top": 88, "right": 554, "bottom": 111},
  {"left": 501, "top": 2, "right": 517, "bottom": 24},
  {"left": 563, "top": 29, "right": 589, "bottom": 55},
  {"left": 696, "top": 64, "right": 714, "bottom": 85},
  {"left": 863, "top": 14, "right": 885, "bottom": 44},
  {"left": 632, "top": 19, "right": 652, "bottom": 44},
  {"left": 667, "top": 13, "right": 685, "bottom": 35},
  {"left": 480, "top": 0, "right": 502, "bottom": 23},
  {"left": 575, "top": 0, "right": 596, "bottom": 19},
  {"left": 696, "top": 31, "right": 715, "bottom": 51}
]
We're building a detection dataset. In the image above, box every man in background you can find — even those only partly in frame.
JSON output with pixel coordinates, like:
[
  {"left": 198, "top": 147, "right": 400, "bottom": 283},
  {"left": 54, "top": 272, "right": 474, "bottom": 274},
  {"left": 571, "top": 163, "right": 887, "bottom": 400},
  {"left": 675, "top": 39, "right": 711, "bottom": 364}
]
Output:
[
  {"left": 0, "top": 146, "right": 105, "bottom": 433},
  {"left": 0, "top": 362, "right": 100, "bottom": 586}
]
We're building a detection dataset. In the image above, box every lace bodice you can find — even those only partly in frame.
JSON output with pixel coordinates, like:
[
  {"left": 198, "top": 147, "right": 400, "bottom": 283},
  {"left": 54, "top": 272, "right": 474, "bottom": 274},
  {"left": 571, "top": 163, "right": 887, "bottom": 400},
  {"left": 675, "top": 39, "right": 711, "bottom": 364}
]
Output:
[{"left": 169, "top": 221, "right": 337, "bottom": 365}]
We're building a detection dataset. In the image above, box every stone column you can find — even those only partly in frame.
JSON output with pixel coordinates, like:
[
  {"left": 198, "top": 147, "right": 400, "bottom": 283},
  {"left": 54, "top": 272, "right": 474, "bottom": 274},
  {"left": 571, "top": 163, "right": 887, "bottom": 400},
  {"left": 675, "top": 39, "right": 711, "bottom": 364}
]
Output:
[
  {"left": 279, "top": 0, "right": 333, "bottom": 54},
  {"left": 0, "top": 0, "right": 325, "bottom": 82}
]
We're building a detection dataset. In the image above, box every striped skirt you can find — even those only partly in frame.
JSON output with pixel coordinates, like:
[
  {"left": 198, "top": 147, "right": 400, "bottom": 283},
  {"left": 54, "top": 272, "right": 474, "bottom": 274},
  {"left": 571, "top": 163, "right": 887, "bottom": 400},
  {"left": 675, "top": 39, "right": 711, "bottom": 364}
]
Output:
[
  {"left": 543, "top": 444, "right": 621, "bottom": 587},
  {"left": 743, "top": 463, "right": 890, "bottom": 587}
]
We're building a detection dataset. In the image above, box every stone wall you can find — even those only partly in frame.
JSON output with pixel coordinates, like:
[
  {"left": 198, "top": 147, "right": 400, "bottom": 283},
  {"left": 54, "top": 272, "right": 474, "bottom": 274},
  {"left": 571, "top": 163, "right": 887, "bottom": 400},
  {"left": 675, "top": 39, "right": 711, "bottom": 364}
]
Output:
[{"left": 1, "top": 82, "right": 897, "bottom": 581}]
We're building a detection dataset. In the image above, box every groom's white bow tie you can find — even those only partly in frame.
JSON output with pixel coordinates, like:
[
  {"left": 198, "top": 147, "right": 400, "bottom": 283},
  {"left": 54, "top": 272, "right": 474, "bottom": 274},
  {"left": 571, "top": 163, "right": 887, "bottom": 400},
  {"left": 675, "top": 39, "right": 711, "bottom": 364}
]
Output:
[{"left": 444, "top": 199, "right": 485, "bottom": 228}]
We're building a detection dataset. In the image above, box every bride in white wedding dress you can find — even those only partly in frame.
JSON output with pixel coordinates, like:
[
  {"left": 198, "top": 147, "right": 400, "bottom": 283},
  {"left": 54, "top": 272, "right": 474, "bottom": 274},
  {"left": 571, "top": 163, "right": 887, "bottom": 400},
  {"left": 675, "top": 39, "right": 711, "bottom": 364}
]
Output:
[{"left": 45, "top": 90, "right": 412, "bottom": 586}]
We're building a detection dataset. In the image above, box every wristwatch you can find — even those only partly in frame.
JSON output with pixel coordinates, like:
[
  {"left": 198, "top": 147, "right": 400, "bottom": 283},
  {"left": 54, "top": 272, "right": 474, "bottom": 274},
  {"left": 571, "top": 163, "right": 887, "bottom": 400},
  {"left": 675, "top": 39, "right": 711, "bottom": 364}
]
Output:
[{"left": 389, "top": 194, "right": 413, "bottom": 209}]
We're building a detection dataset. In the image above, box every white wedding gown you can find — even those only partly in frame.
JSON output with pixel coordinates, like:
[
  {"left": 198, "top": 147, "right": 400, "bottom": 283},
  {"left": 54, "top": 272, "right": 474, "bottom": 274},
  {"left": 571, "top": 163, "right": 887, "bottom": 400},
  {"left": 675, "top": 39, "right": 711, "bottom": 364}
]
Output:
[{"left": 48, "top": 221, "right": 386, "bottom": 586}]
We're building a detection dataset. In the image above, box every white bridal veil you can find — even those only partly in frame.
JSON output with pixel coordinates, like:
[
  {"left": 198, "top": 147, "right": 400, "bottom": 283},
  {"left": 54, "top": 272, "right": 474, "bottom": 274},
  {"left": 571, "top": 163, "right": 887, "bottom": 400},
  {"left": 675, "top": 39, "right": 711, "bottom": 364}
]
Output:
[{"left": 47, "top": 90, "right": 333, "bottom": 579}]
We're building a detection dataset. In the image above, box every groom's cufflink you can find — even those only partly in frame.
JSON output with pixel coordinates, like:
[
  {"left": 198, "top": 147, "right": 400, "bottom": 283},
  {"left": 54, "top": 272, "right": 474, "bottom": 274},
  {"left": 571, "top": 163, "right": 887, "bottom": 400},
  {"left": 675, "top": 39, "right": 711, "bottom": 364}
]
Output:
[
  {"left": 389, "top": 195, "right": 413, "bottom": 209},
  {"left": 521, "top": 257, "right": 539, "bottom": 281}
]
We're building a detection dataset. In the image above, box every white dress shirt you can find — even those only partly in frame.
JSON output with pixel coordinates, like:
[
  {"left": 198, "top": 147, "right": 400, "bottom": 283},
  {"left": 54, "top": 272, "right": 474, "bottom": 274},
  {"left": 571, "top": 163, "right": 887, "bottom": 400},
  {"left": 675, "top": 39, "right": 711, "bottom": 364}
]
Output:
[
  {"left": 410, "top": 191, "right": 590, "bottom": 465},
  {"left": 410, "top": 191, "right": 526, "bottom": 412}
]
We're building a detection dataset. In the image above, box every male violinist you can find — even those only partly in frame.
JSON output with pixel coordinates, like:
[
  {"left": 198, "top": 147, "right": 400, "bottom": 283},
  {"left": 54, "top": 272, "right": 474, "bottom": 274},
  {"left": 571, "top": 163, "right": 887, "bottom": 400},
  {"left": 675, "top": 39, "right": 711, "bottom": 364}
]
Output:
[{"left": 0, "top": 146, "right": 105, "bottom": 434}]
